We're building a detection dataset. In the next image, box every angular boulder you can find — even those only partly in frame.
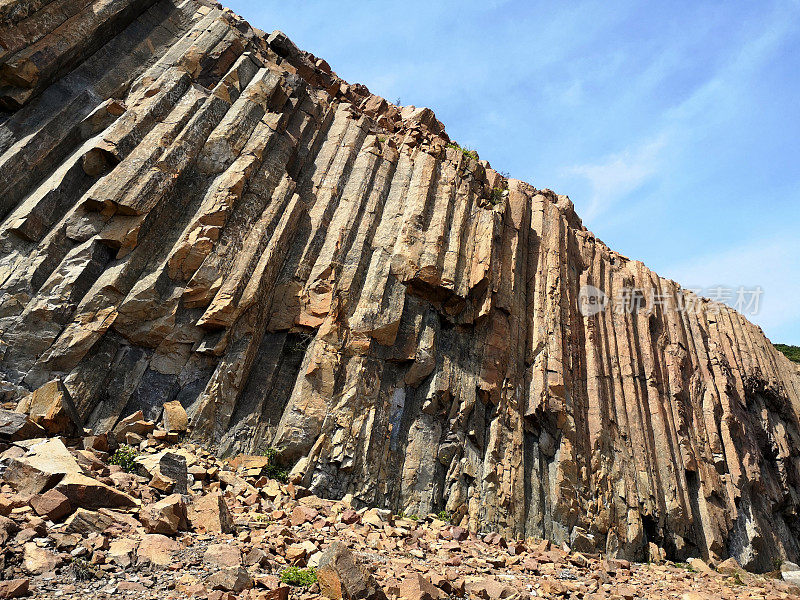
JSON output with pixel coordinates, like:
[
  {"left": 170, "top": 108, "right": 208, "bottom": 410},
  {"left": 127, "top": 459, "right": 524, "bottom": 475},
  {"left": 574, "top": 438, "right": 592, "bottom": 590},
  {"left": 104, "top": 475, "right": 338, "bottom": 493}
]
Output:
[
  {"left": 23, "top": 543, "right": 60, "bottom": 575},
  {"left": 207, "top": 566, "right": 253, "bottom": 593},
  {"left": 0, "top": 579, "right": 30, "bottom": 599},
  {"left": 16, "top": 379, "right": 83, "bottom": 436},
  {"left": 162, "top": 400, "right": 188, "bottom": 433},
  {"left": 188, "top": 491, "right": 234, "bottom": 533},
  {"left": 317, "top": 542, "right": 387, "bottom": 600},
  {"left": 29, "top": 488, "right": 72, "bottom": 521},
  {"left": 137, "top": 534, "right": 180, "bottom": 566},
  {"left": 0, "top": 409, "right": 45, "bottom": 442},
  {"left": 139, "top": 494, "right": 188, "bottom": 535},
  {"left": 64, "top": 508, "right": 115, "bottom": 534}
]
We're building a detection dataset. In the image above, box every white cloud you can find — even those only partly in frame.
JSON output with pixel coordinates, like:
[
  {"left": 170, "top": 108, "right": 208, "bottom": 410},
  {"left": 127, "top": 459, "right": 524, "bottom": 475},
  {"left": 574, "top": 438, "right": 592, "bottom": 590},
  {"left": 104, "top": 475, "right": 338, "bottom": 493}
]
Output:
[{"left": 561, "top": 7, "right": 797, "bottom": 226}]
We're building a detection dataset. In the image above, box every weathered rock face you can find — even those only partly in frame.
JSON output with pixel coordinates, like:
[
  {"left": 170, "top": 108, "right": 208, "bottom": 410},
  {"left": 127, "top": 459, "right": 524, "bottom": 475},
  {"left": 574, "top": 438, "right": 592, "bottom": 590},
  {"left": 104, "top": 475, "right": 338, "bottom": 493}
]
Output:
[{"left": 1, "top": 0, "right": 799, "bottom": 571}]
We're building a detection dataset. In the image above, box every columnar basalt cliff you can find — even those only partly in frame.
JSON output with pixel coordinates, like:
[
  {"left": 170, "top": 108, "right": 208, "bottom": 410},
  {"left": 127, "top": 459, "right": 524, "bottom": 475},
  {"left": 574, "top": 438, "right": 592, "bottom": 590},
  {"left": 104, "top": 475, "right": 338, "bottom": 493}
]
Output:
[{"left": 1, "top": 0, "right": 799, "bottom": 572}]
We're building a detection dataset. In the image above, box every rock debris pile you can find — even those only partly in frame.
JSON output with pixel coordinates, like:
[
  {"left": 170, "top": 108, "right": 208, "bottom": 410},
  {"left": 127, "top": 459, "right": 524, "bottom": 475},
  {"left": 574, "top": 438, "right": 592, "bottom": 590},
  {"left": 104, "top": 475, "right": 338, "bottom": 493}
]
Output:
[{"left": 1, "top": 396, "right": 799, "bottom": 599}]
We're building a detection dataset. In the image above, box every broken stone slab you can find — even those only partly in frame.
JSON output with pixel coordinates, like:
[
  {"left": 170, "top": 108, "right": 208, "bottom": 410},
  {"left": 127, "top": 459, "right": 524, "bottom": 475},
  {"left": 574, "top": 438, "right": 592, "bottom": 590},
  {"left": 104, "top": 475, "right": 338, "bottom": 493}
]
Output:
[
  {"left": 2, "top": 437, "right": 82, "bottom": 495},
  {"left": 207, "top": 566, "right": 253, "bottom": 592},
  {"left": 398, "top": 573, "right": 446, "bottom": 600},
  {"left": 218, "top": 469, "right": 256, "bottom": 496},
  {"left": 23, "top": 542, "right": 60, "bottom": 575},
  {"left": 290, "top": 505, "right": 319, "bottom": 526},
  {"left": 464, "top": 578, "right": 518, "bottom": 600},
  {"left": 16, "top": 379, "right": 83, "bottom": 436},
  {"left": 137, "top": 533, "right": 180, "bottom": 567},
  {"left": 317, "top": 541, "right": 387, "bottom": 600},
  {"left": 56, "top": 471, "right": 137, "bottom": 509},
  {"left": 29, "top": 488, "right": 72, "bottom": 521},
  {"left": 687, "top": 558, "right": 714, "bottom": 574},
  {"left": 158, "top": 451, "right": 188, "bottom": 494},
  {"left": 63, "top": 507, "right": 139, "bottom": 534},
  {"left": 0, "top": 409, "right": 46, "bottom": 442},
  {"left": 188, "top": 491, "right": 234, "bottom": 533},
  {"left": 112, "top": 410, "right": 155, "bottom": 441},
  {"left": 108, "top": 537, "right": 139, "bottom": 567},
  {"left": 134, "top": 447, "right": 197, "bottom": 478},
  {"left": 262, "top": 587, "right": 290, "bottom": 600},
  {"left": 716, "top": 556, "right": 743, "bottom": 575},
  {"left": 2, "top": 457, "right": 62, "bottom": 496},
  {"left": 63, "top": 507, "right": 115, "bottom": 534},
  {"left": 81, "top": 434, "right": 110, "bottom": 452},
  {"left": 228, "top": 454, "right": 271, "bottom": 470},
  {"left": 361, "top": 508, "right": 392, "bottom": 527},
  {"left": 204, "top": 543, "right": 242, "bottom": 568},
  {"left": 781, "top": 560, "right": 800, "bottom": 586},
  {"left": 139, "top": 493, "right": 188, "bottom": 535},
  {"left": 0, "top": 578, "right": 29, "bottom": 599}
]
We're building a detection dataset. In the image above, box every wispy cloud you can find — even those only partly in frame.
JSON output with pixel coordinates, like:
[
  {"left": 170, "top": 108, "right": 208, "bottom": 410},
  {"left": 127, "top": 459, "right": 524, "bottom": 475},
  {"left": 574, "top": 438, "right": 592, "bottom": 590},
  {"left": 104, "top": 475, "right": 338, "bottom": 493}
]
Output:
[
  {"left": 563, "top": 5, "right": 797, "bottom": 225},
  {"left": 564, "top": 134, "right": 667, "bottom": 222}
]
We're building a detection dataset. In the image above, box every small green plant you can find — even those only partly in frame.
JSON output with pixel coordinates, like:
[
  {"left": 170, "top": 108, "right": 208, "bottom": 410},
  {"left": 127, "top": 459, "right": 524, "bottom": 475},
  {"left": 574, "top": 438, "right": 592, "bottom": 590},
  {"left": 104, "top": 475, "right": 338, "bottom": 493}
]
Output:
[
  {"left": 730, "top": 571, "right": 745, "bottom": 586},
  {"left": 261, "top": 447, "right": 290, "bottom": 483},
  {"left": 446, "top": 142, "right": 478, "bottom": 161},
  {"left": 108, "top": 444, "right": 138, "bottom": 473},
  {"left": 489, "top": 187, "right": 505, "bottom": 205},
  {"left": 773, "top": 557, "right": 784, "bottom": 569},
  {"left": 377, "top": 135, "right": 387, "bottom": 143},
  {"left": 280, "top": 566, "right": 317, "bottom": 587},
  {"left": 71, "top": 558, "right": 100, "bottom": 581},
  {"left": 253, "top": 513, "right": 271, "bottom": 524},
  {"left": 398, "top": 511, "right": 418, "bottom": 521},
  {"left": 436, "top": 510, "right": 452, "bottom": 523}
]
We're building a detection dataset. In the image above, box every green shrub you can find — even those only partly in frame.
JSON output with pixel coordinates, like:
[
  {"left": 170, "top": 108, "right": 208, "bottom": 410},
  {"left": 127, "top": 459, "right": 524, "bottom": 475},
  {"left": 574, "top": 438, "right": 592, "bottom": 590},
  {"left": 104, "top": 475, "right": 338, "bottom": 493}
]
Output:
[
  {"left": 108, "top": 445, "right": 138, "bottom": 473},
  {"left": 280, "top": 566, "right": 317, "bottom": 587},
  {"left": 436, "top": 510, "right": 452, "bottom": 523},
  {"left": 489, "top": 187, "right": 505, "bottom": 205},
  {"left": 261, "top": 447, "right": 290, "bottom": 483},
  {"left": 774, "top": 344, "right": 800, "bottom": 363}
]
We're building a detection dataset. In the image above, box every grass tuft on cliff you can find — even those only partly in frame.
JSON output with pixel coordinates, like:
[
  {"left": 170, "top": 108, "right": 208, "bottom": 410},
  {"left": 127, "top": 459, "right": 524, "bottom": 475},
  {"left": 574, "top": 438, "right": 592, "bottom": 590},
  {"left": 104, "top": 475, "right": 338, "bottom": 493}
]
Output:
[{"left": 774, "top": 344, "right": 800, "bottom": 363}]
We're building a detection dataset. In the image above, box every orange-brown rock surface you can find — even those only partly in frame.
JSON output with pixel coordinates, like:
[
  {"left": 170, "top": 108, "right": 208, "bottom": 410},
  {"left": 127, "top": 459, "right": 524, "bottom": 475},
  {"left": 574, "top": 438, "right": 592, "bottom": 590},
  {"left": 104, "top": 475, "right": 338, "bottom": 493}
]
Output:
[{"left": 1, "top": 0, "right": 799, "bottom": 573}]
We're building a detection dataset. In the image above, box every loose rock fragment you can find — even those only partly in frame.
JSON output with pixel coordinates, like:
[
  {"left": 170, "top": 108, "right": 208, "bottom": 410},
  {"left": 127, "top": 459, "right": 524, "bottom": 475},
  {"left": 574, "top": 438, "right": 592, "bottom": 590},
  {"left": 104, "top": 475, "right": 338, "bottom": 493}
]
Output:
[{"left": 317, "top": 542, "right": 387, "bottom": 600}]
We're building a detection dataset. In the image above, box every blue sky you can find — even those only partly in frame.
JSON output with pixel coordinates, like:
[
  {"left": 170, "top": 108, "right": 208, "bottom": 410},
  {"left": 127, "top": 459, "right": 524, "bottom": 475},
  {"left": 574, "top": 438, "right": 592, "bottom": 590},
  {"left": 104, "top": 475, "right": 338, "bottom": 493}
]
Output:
[{"left": 227, "top": 0, "right": 800, "bottom": 344}]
